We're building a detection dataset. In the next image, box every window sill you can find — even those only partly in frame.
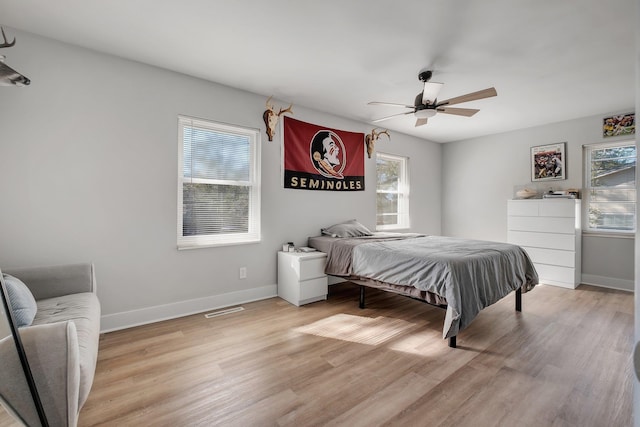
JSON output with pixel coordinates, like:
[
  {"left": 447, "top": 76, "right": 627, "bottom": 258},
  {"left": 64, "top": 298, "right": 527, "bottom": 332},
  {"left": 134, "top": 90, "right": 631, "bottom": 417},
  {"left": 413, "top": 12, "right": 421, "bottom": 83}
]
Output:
[
  {"left": 582, "top": 231, "right": 635, "bottom": 239},
  {"left": 178, "top": 238, "right": 261, "bottom": 250},
  {"left": 376, "top": 226, "right": 411, "bottom": 232}
]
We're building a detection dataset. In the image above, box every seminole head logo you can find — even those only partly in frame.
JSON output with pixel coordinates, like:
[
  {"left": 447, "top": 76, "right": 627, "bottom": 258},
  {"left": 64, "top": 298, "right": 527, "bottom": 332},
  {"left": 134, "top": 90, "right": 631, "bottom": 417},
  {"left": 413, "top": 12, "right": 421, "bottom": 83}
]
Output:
[{"left": 309, "top": 131, "right": 346, "bottom": 179}]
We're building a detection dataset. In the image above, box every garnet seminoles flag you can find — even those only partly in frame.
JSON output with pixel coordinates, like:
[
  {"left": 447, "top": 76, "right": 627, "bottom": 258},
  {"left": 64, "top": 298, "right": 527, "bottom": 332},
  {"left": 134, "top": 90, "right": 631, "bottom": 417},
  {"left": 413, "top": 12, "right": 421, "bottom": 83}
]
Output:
[{"left": 283, "top": 116, "right": 365, "bottom": 191}]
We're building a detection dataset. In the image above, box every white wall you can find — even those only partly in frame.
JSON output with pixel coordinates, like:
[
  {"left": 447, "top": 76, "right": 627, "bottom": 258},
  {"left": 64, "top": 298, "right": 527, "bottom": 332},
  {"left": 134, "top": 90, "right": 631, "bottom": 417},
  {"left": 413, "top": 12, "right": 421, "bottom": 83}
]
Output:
[
  {"left": 0, "top": 30, "right": 442, "bottom": 330},
  {"left": 442, "top": 115, "right": 635, "bottom": 291}
]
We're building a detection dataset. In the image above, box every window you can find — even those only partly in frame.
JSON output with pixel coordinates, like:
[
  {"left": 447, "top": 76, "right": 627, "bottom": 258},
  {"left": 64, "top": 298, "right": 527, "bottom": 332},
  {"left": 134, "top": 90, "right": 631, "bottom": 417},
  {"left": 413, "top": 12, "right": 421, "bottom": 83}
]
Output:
[
  {"left": 376, "top": 152, "right": 409, "bottom": 230},
  {"left": 584, "top": 141, "right": 636, "bottom": 233},
  {"left": 178, "top": 116, "right": 261, "bottom": 248}
]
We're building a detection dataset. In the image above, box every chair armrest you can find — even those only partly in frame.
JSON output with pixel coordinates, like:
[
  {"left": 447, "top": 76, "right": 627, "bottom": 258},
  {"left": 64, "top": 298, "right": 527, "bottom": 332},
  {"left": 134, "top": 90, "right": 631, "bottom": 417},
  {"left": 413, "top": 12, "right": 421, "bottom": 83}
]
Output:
[
  {"left": 5, "top": 263, "right": 96, "bottom": 300},
  {"left": 0, "top": 322, "right": 80, "bottom": 427}
]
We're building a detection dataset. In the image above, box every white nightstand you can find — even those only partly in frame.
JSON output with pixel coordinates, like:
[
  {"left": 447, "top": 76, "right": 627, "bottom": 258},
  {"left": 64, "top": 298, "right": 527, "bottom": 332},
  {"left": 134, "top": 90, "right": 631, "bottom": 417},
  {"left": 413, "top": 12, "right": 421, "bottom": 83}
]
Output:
[{"left": 277, "top": 251, "right": 328, "bottom": 306}]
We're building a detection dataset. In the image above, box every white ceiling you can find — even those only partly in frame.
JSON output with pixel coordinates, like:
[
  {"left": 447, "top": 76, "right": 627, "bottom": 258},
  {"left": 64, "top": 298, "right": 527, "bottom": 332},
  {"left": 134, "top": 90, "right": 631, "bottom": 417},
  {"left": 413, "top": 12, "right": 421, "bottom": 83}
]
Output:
[{"left": 1, "top": 0, "right": 635, "bottom": 143}]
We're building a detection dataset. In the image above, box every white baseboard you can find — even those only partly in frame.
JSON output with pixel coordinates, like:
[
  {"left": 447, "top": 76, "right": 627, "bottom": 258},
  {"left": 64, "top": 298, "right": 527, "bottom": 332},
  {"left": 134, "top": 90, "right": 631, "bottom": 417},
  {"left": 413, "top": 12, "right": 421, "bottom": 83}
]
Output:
[
  {"left": 100, "top": 284, "right": 278, "bottom": 332},
  {"left": 580, "top": 274, "right": 634, "bottom": 292}
]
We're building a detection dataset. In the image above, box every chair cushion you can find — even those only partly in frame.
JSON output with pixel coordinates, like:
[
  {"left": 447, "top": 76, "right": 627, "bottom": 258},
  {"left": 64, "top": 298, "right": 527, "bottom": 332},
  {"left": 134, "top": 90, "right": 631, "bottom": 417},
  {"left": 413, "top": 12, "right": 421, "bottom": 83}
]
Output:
[
  {"left": 2, "top": 273, "right": 37, "bottom": 327},
  {"left": 32, "top": 292, "right": 101, "bottom": 407}
]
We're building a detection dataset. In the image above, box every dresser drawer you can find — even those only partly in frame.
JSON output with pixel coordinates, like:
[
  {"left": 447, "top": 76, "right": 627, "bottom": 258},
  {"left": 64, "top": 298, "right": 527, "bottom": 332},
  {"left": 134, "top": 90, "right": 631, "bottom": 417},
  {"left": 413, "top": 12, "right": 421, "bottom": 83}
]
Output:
[
  {"left": 508, "top": 230, "right": 576, "bottom": 251},
  {"left": 539, "top": 199, "right": 577, "bottom": 218},
  {"left": 297, "top": 255, "right": 327, "bottom": 281},
  {"left": 508, "top": 200, "right": 539, "bottom": 216},
  {"left": 522, "top": 246, "right": 575, "bottom": 268},
  {"left": 508, "top": 216, "right": 575, "bottom": 234},
  {"left": 535, "top": 263, "right": 576, "bottom": 286},
  {"left": 300, "top": 277, "right": 328, "bottom": 301}
]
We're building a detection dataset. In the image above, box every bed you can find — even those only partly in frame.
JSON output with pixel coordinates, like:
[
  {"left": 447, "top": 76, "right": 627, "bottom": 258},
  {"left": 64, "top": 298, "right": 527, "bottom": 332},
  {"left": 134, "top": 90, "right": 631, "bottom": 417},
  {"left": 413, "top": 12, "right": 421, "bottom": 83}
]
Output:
[{"left": 308, "top": 222, "right": 538, "bottom": 348}]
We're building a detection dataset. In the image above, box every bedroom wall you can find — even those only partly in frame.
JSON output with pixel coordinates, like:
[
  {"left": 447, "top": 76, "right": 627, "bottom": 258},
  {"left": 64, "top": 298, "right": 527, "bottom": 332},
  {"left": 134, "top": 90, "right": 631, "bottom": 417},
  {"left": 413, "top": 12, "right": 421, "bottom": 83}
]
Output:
[
  {"left": 0, "top": 30, "right": 442, "bottom": 330},
  {"left": 441, "top": 116, "right": 635, "bottom": 291}
]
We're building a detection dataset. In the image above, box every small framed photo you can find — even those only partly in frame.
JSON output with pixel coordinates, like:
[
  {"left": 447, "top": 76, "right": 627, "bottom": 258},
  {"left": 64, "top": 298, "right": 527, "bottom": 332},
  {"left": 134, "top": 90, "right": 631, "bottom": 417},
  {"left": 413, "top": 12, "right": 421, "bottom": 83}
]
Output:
[
  {"left": 531, "top": 142, "right": 566, "bottom": 182},
  {"left": 603, "top": 113, "right": 635, "bottom": 138}
]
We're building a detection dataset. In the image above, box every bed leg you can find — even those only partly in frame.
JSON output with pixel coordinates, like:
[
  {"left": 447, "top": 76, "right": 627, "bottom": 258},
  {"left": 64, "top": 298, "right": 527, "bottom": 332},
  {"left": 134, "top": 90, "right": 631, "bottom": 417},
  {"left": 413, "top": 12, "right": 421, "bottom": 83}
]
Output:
[
  {"left": 515, "top": 288, "right": 522, "bottom": 312},
  {"left": 359, "top": 285, "right": 365, "bottom": 309},
  {"left": 449, "top": 336, "right": 456, "bottom": 348}
]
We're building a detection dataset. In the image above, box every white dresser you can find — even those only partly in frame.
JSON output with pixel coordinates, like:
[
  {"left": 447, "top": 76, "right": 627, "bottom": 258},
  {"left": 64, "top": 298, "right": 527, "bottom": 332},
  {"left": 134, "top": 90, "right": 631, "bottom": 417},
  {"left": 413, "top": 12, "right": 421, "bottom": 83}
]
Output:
[
  {"left": 507, "top": 199, "right": 581, "bottom": 289},
  {"left": 277, "top": 251, "right": 328, "bottom": 306}
]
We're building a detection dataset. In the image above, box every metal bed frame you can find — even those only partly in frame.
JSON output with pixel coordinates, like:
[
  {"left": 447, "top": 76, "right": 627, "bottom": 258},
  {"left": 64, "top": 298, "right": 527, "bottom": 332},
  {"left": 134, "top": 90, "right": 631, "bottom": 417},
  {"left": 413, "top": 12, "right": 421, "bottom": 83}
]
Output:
[{"left": 356, "top": 283, "right": 523, "bottom": 348}]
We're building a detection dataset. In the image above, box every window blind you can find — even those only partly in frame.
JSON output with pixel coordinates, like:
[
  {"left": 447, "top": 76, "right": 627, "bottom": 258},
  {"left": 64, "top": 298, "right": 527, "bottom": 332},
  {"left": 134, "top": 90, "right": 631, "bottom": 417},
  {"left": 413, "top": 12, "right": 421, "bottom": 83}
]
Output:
[
  {"left": 584, "top": 141, "right": 636, "bottom": 233},
  {"left": 376, "top": 152, "right": 410, "bottom": 230},
  {"left": 178, "top": 116, "right": 261, "bottom": 248}
]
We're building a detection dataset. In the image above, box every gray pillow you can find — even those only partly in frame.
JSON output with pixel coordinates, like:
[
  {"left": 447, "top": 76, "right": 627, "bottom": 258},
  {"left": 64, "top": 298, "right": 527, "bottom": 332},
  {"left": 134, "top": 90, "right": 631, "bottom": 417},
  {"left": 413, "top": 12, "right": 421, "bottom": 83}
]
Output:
[
  {"left": 2, "top": 274, "right": 37, "bottom": 327},
  {"left": 321, "top": 219, "right": 373, "bottom": 238}
]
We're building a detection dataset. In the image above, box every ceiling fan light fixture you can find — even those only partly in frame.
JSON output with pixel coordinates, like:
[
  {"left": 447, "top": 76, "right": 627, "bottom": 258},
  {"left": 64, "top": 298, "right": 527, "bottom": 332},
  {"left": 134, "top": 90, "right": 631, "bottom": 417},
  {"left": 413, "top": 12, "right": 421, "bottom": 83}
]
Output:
[
  {"left": 422, "top": 82, "right": 444, "bottom": 104},
  {"left": 415, "top": 109, "right": 437, "bottom": 119}
]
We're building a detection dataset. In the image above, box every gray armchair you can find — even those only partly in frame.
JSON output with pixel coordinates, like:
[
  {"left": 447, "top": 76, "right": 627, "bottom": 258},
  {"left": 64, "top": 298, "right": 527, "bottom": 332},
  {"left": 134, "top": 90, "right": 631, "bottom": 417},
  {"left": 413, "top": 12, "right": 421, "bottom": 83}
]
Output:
[{"left": 0, "top": 263, "right": 101, "bottom": 427}]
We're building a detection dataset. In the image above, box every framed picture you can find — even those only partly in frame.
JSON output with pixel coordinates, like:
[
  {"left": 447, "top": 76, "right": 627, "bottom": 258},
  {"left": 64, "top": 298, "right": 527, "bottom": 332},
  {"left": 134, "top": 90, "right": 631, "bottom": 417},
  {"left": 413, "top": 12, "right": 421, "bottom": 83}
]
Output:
[
  {"left": 603, "top": 113, "right": 635, "bottom": 138},
  {"left": 531, "top": 142, "right": 566, "bottom": 182}
]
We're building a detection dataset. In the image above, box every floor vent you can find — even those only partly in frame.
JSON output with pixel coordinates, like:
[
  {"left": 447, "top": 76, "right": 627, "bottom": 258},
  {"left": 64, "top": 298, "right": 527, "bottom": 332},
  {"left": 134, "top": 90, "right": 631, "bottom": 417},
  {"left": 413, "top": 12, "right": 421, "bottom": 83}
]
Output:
[{"left": 204, "top": 306, "right": 244, "bottom": 318}]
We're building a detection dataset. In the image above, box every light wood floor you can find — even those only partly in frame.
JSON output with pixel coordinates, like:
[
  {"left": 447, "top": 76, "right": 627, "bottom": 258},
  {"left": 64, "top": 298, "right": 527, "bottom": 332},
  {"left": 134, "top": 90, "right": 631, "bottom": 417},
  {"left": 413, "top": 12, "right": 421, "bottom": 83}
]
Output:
[
  {"left": 72, "top": 284, "right": 633, "bottom": 427},
  {"left": 3, "top": 282, "right": 635, "bottom": 426}
]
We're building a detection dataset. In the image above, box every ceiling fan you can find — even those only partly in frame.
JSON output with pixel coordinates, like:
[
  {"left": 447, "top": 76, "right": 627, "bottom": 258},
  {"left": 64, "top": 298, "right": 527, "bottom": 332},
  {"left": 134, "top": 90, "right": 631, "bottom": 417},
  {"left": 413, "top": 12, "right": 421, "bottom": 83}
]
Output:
[{"left": 368, "top": 70, "right": 496, "bottom": 127}]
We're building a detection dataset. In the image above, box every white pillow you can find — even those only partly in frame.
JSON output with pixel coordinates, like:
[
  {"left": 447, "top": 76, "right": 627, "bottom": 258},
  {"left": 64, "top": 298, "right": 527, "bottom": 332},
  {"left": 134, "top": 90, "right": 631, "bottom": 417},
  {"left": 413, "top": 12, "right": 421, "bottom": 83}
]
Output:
[{"left": 2, "top": 274, "right": 37, "bottom": 327}]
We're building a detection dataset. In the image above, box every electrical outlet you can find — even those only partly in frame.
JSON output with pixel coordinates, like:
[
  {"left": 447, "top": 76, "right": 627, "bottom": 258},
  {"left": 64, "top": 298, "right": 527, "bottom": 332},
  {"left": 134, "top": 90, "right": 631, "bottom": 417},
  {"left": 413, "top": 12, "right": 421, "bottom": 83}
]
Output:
[{"left": 239, "top": 267, "right": 247, "bottom": 279}]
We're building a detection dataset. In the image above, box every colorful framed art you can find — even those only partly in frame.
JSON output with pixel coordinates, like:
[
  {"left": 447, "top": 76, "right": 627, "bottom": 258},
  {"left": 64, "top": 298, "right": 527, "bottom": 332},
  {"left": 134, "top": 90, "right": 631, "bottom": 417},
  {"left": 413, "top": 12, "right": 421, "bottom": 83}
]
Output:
[{"left": 531, "top": 142, "right": 566, "bottom": 182}]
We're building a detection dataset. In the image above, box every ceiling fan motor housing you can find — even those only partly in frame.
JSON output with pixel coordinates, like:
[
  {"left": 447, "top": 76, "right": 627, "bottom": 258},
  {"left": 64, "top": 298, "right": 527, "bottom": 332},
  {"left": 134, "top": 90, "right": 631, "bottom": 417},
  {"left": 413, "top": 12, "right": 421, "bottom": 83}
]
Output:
[
  {"left": 418, "top": 70, "right": 432, "bottom": 82},
  {"left": 414, "top": 93, "right": 436, "bottom": 109}
]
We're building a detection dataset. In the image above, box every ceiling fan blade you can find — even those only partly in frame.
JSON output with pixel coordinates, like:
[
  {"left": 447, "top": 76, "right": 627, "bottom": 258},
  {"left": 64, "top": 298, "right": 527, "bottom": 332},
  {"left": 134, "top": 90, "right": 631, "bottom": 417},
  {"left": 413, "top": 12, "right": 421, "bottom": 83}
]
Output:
[
  {"left": 415, "top": 118, "right": 428, "bottom": 127},
  {"left": 436, "top": 87, "right": 497, "bottom": 107},
  {"left": 368, "top": 101, "right": 414, "bottom": 108},
  {"left": 422, "top": 81, "right": 444, "bottom": 105},
  {"left": 372, "top": 111, "right": 413, "bottom": 123},
  {"left": 436, "top": 107, "right": 480, "bottom": 117}
]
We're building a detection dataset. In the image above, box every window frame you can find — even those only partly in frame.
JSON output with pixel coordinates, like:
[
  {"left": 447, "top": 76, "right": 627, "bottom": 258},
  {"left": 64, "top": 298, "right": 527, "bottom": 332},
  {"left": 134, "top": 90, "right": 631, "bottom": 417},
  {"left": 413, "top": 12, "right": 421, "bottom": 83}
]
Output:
[
  {"left": 375, "top": 152, "right": 410, "bottom": 231},
  {"left": 583, "top": 140, "right": 636, "bottom": 235},
  {"left": 177, "top": 115, "right": 261, "bottom": 249}
]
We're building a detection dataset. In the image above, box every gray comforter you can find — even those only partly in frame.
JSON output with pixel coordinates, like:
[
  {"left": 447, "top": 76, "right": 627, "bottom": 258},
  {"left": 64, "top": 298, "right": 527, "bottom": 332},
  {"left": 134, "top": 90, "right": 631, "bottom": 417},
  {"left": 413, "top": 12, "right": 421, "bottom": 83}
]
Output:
[{"left": 311, "top": 234, "right": 538, "bottom": 339}]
